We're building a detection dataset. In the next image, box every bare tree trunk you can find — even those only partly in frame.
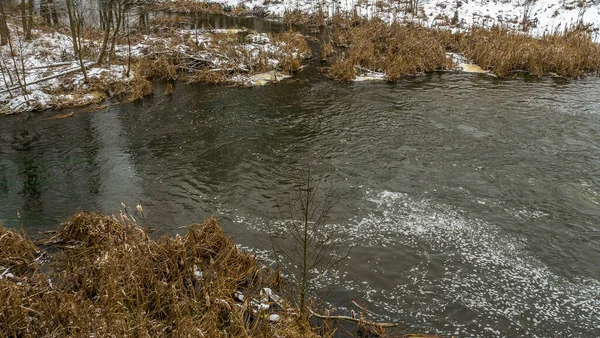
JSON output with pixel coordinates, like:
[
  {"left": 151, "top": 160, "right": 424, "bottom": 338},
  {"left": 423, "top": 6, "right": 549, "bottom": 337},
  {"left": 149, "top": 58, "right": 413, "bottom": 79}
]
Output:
[
  {"left": 0, "top": 1, "right": 9, "bottom": 46},
  {"left": 20, "top": 0, "right": 28, "bottom": 37},
  {"left": 40, "top": 0, "right": 52, "bottom": 25},
  {"left": 108, "top": 2, "right": 122, "bottom": 63},
  {"left": 65, "top": 0, "right": 87, "bottom": 82},
  {"left": 75, "top": 15, "right": 88, "bottom": 83},
  {"left": 48, "top": 0, "right": 59, "bottom": 26},
  {"left": 26, "top": 0, "right": 33, "bottom": 39},
  {"left": 97, "top": 0, "right": 115, "bottom": 65},
  {"left": 126, "top": 9, "right": 131, "bottom": 77},
  {"left": 99, "top": 1, "right": 106, "bottom": 31},
  {"left": 65, "top": 0, "right": 79, "bottom": 55}
]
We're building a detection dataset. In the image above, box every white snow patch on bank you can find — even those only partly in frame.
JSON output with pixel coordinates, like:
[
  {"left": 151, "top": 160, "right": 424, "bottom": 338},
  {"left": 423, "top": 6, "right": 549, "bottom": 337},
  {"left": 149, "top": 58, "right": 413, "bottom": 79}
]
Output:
[{"left": 180, "top": 0, "right": 600, "bottom": 40}]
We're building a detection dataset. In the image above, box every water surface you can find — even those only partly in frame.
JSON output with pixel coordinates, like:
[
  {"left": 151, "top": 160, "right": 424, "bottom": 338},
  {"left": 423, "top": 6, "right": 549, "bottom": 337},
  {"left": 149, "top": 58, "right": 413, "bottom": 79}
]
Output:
[{"left": 1, "top": 35, "right": 599, "bottom": 337}]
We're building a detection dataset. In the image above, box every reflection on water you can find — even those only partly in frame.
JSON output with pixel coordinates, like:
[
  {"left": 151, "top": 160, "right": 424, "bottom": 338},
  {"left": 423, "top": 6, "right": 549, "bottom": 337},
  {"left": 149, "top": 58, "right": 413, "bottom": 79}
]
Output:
[{"left": 1, "top": 70, "right": 600, "bottom": 336}]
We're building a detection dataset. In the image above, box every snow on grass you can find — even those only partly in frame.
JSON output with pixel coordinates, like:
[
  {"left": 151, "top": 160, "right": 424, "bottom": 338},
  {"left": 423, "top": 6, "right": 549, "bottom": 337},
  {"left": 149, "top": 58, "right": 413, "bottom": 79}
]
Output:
[
  {"left": 175, "top": 0, "right": 600, "bottom": 40},
  {"left": 1, "top": 24, "right": 308, "bottom": 114},
  {"left": 0, "top": 26, "right": 132, "bottom": 115}
]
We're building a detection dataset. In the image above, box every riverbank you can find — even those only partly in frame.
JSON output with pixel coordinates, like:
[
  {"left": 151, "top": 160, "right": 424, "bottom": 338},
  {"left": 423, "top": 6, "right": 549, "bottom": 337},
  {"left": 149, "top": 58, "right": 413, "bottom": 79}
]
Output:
[
  {"left": 157, "top": 0, "right": 600, "bottom": 79},
  {"left": 322, "top": 18, "right": 600, "bottom": 81},
  {"left": 2, "top": 1, "right": 600, "bottom": 115},
  {"left": 159, "top": 0, "right": 600, "bottom": 37},
  {"left": 0, "top": 13, "right": 310, "bottom": 115},
  {"left": 0, "top": 211, "right": 333, "bottom": 337}
]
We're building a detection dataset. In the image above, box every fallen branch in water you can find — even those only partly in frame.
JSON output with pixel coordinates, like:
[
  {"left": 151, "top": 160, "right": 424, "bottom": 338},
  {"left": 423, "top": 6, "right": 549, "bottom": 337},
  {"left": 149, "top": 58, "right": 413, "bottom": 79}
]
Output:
[{"left": 309, "top": 309, "right": 398, "bottom": 328}]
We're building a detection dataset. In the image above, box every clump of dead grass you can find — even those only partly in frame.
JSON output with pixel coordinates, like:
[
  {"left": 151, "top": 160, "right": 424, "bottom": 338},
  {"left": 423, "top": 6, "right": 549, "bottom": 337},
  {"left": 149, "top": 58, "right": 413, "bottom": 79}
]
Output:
[
  {"left": 155, "top": 0, "right": 224, "bottom": 15},
  {"left": 454, "top": 26, "right": 600, "bottom": 77},
  {"left": 284, "top": 10, "right": 312, "bottom": 27},
  {"left": 325, "top": 17, "right": 600, "bottom": 80},
  {"left": 327, "top": 19, "right": 453, "bottom": 81},
  {"left": 188, "top": 69, "right": 230, "bottom": 84},
  {"left": 0, "top": 225, "right": 38, "bottom": 270},
  {"left": 138, "top": 53, "right": 180, "bottom": 81},
  {"left": 1, "top": 212, "right": 325, "bottom": 337},
  {"left": 273, "top": 31, "right": 311, "bottom": 74},
  {"left": 328, "top": 58, "right": 356, "bottom": 81},
  {"left": 129, "top": 67, "right": 154, "bottom": 101}
]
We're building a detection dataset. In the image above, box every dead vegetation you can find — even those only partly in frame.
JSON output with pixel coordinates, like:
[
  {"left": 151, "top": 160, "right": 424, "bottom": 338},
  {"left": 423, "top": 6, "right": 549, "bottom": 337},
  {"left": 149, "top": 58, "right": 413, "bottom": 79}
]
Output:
[
  {"left": 0, "top": 212, "right": 329, "bottom": 337},
  {"left": 326, "top": 19, "right": 453, "bottom": 81},
  {"left": 132, "top": 29, "right": 310, "bottom": 84},
  {"left": 154, "top": 0, "right": 225, "bottom": 15},
  {"left": 0, "top": 226, "right": 38, "bottom": 271},
  {"left": 273, "top": 31, "right": 311, "bottom": 74},
  {"left": 454, "top": 26, "right": 600, "bottom": 77},
  {"left": 322, "top": 17, "right": 600, "bottom": 80}
]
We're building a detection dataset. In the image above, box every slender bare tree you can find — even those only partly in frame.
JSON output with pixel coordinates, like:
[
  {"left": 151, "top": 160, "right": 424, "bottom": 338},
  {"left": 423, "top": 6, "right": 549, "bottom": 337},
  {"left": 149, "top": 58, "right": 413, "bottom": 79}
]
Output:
[
  {"left": 97, "top": 0, "right": 115, "bottom": 65},
  {"left": 268, "top": 170, "right": 350, "bottom": 316},
  {"left": 65, "top": 0, "right": 79, "bottom": 55},
  {"left": 0, "top": 1, "right": 10, "bottom": 46}
]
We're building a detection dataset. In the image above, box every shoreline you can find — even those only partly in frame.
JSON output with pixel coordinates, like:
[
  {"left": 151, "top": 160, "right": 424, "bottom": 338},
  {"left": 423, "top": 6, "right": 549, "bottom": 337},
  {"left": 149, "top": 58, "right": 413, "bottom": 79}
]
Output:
[
  {"left": 1, "top": 1, "right": 600, "bottom": 115},
  {"left": 0, "top": 211, "right": 400, "bottom": 337}
]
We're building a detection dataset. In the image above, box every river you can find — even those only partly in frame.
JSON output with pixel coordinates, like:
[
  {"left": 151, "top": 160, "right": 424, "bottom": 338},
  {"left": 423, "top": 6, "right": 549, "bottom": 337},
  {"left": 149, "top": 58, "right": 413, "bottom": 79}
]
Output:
[{"left": 1, "top": 16, "right": 599, "bottom": 337}]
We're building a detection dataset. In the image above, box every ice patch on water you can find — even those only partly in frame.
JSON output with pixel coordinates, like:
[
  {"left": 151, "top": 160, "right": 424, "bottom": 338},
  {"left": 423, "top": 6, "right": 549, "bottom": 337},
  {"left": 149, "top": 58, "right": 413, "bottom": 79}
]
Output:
[
  {"left": 342, "top": 190, "right": 600, "bottom": 337},
  {"left": 227, "top": 189, "right": 599, "bottom": 336}
]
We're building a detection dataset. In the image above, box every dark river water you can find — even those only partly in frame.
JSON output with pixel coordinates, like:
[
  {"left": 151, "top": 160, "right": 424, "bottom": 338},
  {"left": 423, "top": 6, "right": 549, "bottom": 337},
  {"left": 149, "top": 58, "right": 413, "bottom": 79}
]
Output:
[{"left": 1, "top": 16, "right": 600, "bottom": 337}]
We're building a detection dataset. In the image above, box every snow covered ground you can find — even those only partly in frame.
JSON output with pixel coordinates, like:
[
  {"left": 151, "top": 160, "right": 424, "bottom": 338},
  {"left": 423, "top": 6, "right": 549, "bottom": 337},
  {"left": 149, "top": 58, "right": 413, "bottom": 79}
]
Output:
[
  {"left": 0, "top": 27, "right": 133, "bottom": 115},
  {"left": 0, "top": 24, "right": 309, "bottom": 115},
  {"left": 191, "top": 0, "right": 600, "bottom": 39}
]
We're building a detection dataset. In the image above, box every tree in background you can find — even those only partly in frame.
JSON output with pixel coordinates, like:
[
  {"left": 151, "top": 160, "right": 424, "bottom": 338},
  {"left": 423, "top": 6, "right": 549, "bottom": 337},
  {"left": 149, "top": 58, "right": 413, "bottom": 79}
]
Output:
[
  {"left": 19, "top": 0, "right": 33, "bottom": 40},
  {"left": 0, "top": 1, "right": 10, "bottom": 46},
  {"left": 39, "top": 0, "right": 60, "bottom": 26},
  {"left": 65, "top": 0, "right": 88, "bottom": 82},
  {"left": 96, "top": 0, "right": 115, "bottom": 64}
]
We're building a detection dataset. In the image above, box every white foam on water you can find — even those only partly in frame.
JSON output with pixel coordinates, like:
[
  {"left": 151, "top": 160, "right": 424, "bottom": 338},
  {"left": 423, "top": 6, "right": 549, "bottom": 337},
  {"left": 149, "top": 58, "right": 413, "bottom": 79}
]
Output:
[
  {"left": 341, "top": 190, "right": 600, "bottom": 336},
  {"left": 228, "top": 190, "right": 599, "bottom": 336}
]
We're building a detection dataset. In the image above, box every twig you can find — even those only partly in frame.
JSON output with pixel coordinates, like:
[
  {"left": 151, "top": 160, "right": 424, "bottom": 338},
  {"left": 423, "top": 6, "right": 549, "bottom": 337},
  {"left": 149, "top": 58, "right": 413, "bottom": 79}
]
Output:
[{"left": 309, "top": 309, "right": 397, "bottom": 328}]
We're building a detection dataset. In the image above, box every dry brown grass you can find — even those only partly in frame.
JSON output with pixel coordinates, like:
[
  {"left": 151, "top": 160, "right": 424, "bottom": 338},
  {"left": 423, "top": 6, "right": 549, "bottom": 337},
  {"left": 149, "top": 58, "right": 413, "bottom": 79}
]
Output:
[
  {"left": 454, "top": 26, "right": 600, "bottom": 77},
  {"left": 138, "top": 53, "right": 180, "bottom": 82},
  {"left": 328, "top": 59, "right": 356, "bottom": 81},
  {"left": 325, "top": 17, "right": 600, "bottom": 80},
  {"left": 284, "top": 10, "right": 313, "bottom": 27},
  {"left": 188, "top": 69, "right": 230, "bottom": 84},
  {"left": 155, "top": 0, "right": 224, "bottom": 15},
  {"left": 129, "top": 68, "right": 154, "bottom": 101},
  {"left": 0, "top": 212, "right": 325, "bottom": 337},
  {"left": 0, "top": 225, "right": 38, "bottom": 271},
  {"left": 320, "top": 41, "right": 334, "bottom": 61},
  {"left": 327, "top": 19, "right": 453, "bottom": 81},
  {"left": 273, "top": 31, "right": 311, "bottom": 74},
  {"left": 164, "top": 82, "right": 174, "bottom": 96}
]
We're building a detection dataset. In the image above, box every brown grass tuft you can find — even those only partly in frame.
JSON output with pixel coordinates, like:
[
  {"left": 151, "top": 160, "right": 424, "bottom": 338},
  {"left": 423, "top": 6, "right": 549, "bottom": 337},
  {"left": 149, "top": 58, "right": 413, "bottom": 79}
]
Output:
[
  {"left": 273, "top": 31, "right": 311, "bottom": 74},
  {"left": 328, "top": 59, "right": 356, "bottom": 81},
  {"left": 1, "top": 212, "right": 323, "bottom": 337},
  {"left": 188, "top": 69, "right": 230, "bottom": 84},
  {"left": 325, "top": 17, "right": 600, "bottom": 79},
  {"left": 327, "top": 19, "right": 453, "bottom": 81},
  {"left": 0, "top": 225, "right": 38, "bottom": 270},
  {"left": 164, "top": 82, "right": 174, "bottom": 96},
  {"left": 454, "top": 26, "right": 600, "bottom": 77},
  {"left": 129, "top": 66, "right": 154, "bottom": 101}
]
